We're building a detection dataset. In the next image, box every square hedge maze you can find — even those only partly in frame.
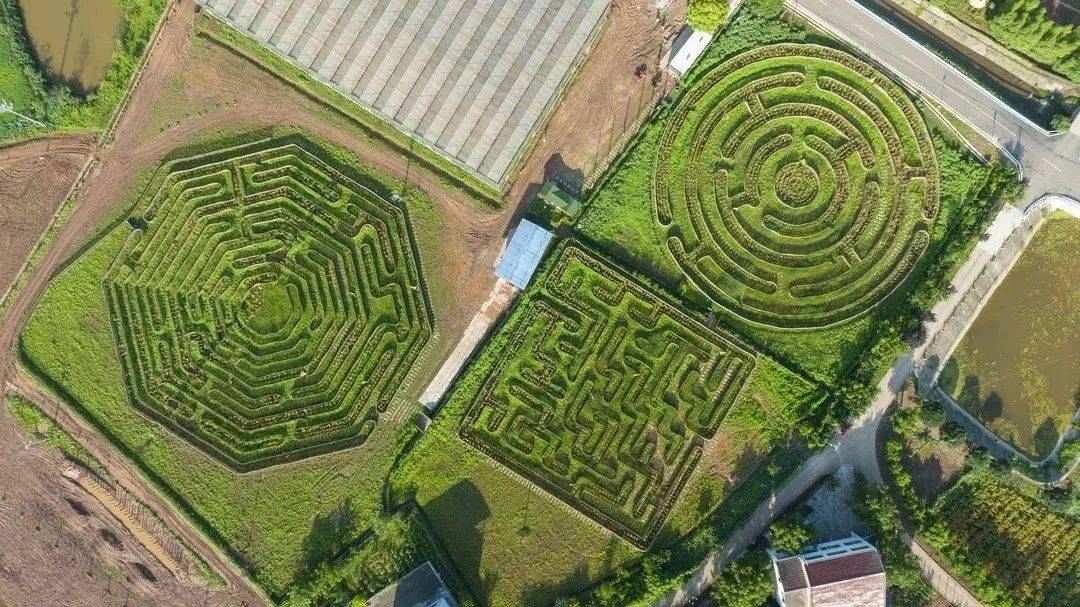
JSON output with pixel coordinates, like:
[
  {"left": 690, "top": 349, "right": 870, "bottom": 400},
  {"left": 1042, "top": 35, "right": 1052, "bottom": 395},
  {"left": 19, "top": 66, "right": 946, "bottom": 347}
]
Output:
[{"left": 460, "top": 244, "right": 758, "bottom": 546}]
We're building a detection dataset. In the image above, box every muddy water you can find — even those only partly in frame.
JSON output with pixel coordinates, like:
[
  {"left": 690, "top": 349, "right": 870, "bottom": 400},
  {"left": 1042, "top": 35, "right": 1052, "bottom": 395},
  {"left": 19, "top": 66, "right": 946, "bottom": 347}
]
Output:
[
  {"left": 942, "top": 213, "right": 1080, "bottom": 459},
  {"left": 16, "top": 0, "right": 121, "bottom": 93}
]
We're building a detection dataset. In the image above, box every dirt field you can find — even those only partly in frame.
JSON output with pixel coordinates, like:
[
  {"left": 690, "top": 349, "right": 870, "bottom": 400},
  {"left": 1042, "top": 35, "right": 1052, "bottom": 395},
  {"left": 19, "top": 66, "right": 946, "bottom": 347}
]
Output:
[
  {"left": 0, "top": 134, "right": 94, "bottom": 298},
  {"left": 505, "top": 0, "right": 686, "bottom": 207},
  {"left": 0, "top": 416, "right": 251, "bottom": 607}
]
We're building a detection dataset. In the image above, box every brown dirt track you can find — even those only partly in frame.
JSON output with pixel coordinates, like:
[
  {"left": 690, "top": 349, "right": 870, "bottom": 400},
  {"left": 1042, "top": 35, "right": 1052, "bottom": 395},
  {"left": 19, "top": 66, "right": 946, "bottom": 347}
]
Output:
[{"left": 0, "top": 0, "right": 686, "bottom": 604}]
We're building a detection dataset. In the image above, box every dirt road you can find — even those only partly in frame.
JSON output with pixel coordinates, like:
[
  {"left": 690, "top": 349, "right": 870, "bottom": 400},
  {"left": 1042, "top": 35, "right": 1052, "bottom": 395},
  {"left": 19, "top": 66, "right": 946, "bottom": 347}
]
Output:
[
  {"left": 4, "top": 376, "right": 267, "bottom": 606},
  {"left": 0, "top": 415, "right": 249, "bottom": 607}
]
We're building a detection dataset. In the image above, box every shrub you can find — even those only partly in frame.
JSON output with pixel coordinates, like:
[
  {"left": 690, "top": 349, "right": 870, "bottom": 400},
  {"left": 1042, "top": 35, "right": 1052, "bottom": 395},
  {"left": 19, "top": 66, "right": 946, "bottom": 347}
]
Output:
[
  {"left": 918, "top": 399, "right": 948, "bottom": 429},
  {"left": 768, "top": 513, "right": 815, "bottom": 554},
  {"left": 687, "top": 0, "right": 729, "bottom": 33},
  {"left": 940, "top": 421, "right": 967, "bottom": 446},
  {"left": 987, "top": 0, "right": 1080, "bottom": 83},
  {"left": 1049, "top": 111, "right": 1073, "bottom": 132}
]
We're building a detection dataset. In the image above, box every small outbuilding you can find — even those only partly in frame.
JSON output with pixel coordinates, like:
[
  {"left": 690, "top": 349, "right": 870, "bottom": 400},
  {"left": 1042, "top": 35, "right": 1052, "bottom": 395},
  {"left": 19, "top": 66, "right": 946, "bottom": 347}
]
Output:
[
  {"left": 666, "top": 25, "right": 713, "bottom": 77},
  {"left": 368, "top": 561, "right": 458, "bottom": 607},
  {"left": 770, "top": 533, "right": 886, "bottom": 607},
  {"left": 495, "top": 219, "right": 554, "bottom": 290},
  {"left": 537, "top": 180, "right": 581, "bottom": 216}
]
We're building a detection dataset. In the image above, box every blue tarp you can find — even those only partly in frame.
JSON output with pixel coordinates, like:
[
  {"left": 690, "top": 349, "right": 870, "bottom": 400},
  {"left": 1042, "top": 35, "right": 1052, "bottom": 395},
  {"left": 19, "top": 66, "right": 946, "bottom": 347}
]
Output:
[{"left": 495, "top": 219, "right": 553, "bottom": 289}]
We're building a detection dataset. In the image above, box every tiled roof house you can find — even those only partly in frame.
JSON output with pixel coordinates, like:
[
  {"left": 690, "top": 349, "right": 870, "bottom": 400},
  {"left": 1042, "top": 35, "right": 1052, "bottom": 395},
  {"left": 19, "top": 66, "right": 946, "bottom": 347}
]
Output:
[{"left": 770, "top": 533, "right": 887, "bottom": 607}]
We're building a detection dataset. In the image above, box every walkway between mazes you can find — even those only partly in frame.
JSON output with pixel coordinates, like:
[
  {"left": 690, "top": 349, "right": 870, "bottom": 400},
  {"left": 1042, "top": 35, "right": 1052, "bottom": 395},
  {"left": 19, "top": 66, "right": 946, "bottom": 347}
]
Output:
[{"left": 656, "top": 0, "right": 1080, "bottom": 603}]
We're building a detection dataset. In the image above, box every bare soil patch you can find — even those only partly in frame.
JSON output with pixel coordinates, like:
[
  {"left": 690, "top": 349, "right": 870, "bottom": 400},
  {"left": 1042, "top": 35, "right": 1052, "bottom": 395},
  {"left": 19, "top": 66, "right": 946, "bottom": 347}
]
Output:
[
  {"left": 0, "top": 417, "right": 245, "bottom": 606},
  {"left": 505, "top": 0, "right": 686, "bottom": 208},
  {"left": 0, "top": 135, "right": 93, "bottom": 296}
]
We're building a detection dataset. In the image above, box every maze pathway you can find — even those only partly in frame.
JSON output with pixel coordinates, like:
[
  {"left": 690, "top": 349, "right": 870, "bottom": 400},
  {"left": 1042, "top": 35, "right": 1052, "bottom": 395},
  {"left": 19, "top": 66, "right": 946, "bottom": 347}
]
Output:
[
  {"left": 460, "top": 243, "right": 759, "bottom": 546},
  {"left": 103, "top": 136, "right": 432, "bottom": 471}
]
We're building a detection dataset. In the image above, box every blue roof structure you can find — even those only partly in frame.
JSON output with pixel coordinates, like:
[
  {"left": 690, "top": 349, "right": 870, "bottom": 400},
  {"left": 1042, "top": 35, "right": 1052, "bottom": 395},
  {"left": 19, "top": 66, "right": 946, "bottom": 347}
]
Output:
[{"left": 495, "top": 220, "right": 554, "bottom": 290}]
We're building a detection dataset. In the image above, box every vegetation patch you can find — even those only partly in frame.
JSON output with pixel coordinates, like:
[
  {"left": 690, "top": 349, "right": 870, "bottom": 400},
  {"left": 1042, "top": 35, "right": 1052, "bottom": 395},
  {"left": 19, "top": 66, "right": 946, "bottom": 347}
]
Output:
[
  {"left": 102, "top": 137, "right": 432, "bottom": 470},
  {"left": 392, "top": 235, "right": 820, "bottom": 605},
  {"left": 655, "top": 43, "right": 939, "bottom": 328},
  {"left": 19, "top": 127, "right": 458, "bottom": 597},
  {"left": 928, "top": 470, "right": 1080, "bottom": 607},
  {"left": 0, "top": 0, "right": 166, "bottom": 142},
  {"left": 460, "top": 243, "right": 759, "bottom": 547}
]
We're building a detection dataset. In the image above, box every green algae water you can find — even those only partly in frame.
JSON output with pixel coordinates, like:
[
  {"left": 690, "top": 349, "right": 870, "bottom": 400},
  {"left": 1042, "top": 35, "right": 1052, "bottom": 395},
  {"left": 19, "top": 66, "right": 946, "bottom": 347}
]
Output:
[{"left": 941, "top": 212, "right": 1080, "bottom": 459}]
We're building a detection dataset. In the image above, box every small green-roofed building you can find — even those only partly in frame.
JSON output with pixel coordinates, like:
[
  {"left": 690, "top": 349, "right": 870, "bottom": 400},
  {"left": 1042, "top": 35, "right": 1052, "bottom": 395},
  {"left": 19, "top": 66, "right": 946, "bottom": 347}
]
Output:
[{"left": 538, "top": 180, "right": 581, "bottom": 216}]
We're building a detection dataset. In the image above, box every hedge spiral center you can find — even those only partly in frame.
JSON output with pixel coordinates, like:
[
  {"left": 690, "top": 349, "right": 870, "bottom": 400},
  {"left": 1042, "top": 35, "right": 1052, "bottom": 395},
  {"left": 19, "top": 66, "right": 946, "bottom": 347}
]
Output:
[
  {"left": 654, "top": 44, "right": 939, "bottom": 328},
  {"left": 775, "top": 161, "right": 820, "bottom": 207}
]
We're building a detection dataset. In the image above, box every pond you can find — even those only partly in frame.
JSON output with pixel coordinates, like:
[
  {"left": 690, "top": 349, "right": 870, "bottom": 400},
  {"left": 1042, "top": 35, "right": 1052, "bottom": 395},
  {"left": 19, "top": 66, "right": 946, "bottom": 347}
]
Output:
[
  {"left": 940, "top": 212, "right": 1080, "bottom": 459},
  {"left": 16, "top": 0, "right": 121, "bottom": 94}
]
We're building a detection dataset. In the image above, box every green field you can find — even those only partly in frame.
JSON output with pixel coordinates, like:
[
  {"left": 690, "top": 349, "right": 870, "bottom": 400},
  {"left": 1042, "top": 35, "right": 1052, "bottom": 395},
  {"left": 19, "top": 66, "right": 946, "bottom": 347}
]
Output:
[
  {"left": 581, "top": 32, "right": 1004, "bottom": 383},
  {"left": 391, "top": 242, "right": 821, "bottom": 605},
  {"left": 100, "top": 137, "right": 432, "bottom": 470},
  {"left": 19, "top": 128, "right": 458, "bottom": 598},
  {"left": 655, "top": 43, "right": 937, "bottom": 329}
]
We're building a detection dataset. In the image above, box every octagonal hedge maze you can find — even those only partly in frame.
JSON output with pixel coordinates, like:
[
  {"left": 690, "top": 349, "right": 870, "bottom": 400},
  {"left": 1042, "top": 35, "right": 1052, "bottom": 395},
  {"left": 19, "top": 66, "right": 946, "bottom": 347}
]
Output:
[
  {"left": 103, "top": 137, "right": 432, "bottom": 471},
  {"left": 460, "top": 243, "right": 758, "bottom": 546},
  {"left": 655, "top": 44, "right": 939, "bottom": 328}
]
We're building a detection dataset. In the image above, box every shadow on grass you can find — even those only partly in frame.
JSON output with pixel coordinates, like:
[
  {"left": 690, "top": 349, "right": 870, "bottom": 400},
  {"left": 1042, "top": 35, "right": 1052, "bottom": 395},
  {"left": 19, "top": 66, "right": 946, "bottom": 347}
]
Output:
[{"left": 425, "top": 480, "right": 496, "bottom": 604}]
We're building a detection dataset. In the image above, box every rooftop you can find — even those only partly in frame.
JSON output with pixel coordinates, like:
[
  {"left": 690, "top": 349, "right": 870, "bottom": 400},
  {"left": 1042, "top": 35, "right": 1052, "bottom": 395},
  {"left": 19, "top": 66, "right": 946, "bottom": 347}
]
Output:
[
  {"left": 368, "top": 562, "right": 458, "bottom": 607},
  {"left": 198, "top": 0, "right": 610, "bottom": 185},
  {"left": 495, "top": 219, "right": 553, "bottom": 289},
  {"left": 773, "top": 534, "right": 886, "bottom": 607}
]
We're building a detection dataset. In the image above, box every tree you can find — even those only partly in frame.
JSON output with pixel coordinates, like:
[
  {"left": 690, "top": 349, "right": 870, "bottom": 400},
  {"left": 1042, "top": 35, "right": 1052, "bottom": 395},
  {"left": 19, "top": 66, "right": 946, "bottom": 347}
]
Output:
[
  {"left": 709, "top": 551, "right": 773, "bottom": 607},
  {"left": 918, "top": 399, "right": 947, "bottom": 430},
  {"left": 688, "top": 0, "right": 729, "bottom": 32},
  {"left": 769, "top": 514, "right": 815, "bottom": 554}
]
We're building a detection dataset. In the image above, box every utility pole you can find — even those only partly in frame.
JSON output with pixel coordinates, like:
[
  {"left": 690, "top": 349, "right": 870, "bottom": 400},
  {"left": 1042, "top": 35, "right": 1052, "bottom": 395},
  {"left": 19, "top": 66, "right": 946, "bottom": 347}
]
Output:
[{"left": 0, "top": 101, "right": 46, "bottom": 127}]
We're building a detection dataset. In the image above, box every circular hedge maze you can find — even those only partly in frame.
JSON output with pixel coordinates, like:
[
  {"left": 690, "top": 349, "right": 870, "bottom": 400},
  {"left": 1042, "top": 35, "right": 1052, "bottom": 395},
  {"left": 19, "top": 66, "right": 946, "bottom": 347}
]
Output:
[
  {"left": 655, "top": 44, "right": 939, "bottom": 328},
  {"left": 102, "top": 138, "right": 432, "bottom": 471}
]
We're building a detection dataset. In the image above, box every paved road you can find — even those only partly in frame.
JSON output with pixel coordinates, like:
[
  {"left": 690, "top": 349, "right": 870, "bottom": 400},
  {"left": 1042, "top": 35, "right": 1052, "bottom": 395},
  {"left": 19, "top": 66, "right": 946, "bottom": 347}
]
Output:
[{"left": 790, "top": 0, "right": 1080, "bottom": 208}]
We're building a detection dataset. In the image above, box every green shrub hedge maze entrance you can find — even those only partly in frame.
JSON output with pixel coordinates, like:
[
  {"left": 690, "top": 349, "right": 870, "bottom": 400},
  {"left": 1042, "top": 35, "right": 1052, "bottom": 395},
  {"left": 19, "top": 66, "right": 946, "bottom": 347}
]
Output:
[
  {"left": 103, "top": 138, "right": 432, "bottom": 471},
  {"left": 655, "top": 44, "right": 939, "bottom": 328},
  {"left": 460, "top": 244, "right": 758, "bottom": 546}
]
